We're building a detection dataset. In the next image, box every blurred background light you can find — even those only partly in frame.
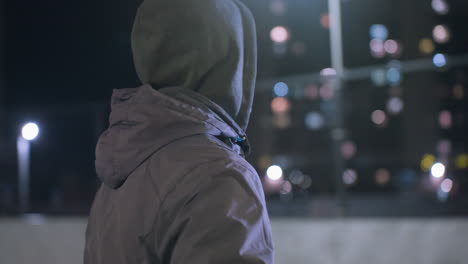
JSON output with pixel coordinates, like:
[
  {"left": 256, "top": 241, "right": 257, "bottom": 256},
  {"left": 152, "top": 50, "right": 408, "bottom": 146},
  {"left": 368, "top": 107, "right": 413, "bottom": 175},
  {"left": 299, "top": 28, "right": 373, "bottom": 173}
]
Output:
[
  {"left": 432, "top": 0, "right": 450, "bottom": 15},
  {"left": 371, "top": 110, "right": 387, "bottom": 126},
  {"left": 343, "top": 169, "right": 358, "bottom": 185},
  {"left": 386, "top": 67, "right": 402, "bottom": 85},
  {"left": 432, "top": 25, "right": 451, "bottom": 44},
  {"left": 386, "top": 97, "right": 404, "bottom": 114},
  {"left": 267, "top": 165, "right": 283, "bottom": 181},
  {"left": 21, "top": 122, "right": 40, "bottom": 141},
  {"left": 370, "top": 39, "right": 386, "bottom": 58},
  {"left": 371, "top": 69, "right": 387, "bottom": 86},
  {"left": 271, "top": 97, "right": 291, "bottom": 113},
  {"left": 419, "top": 38, "right": 435, "bottom": 55},
  {"left": 436, "top": 139, "right": 452, "bottom": 154},
  {"left": 319, "top": 85, "right": 335, "bottom": 100},
  {"left": 433, "top": 53, "right": 447, "bottom": 68},
  {"left": 273, "top": 82, "right": 289, "bottom": 97},
  {"left": 305, "top": 112, "right": 325, "bottom": 130},
  {"left": 375, "top": 169, "right": 391, "bottom": 186},
  {"left": 431, "top": 162, "right": 446, "bottom": 178},
  {"left": 289, "top": 170, "right": 305, "bottom": 185},
  {"left": 270, "top": 0, "right": 286, "bottom": 16},
  {"left": 438, "top": 110, "right": 452, "bottom": 129},
  {"left": 320, "top": 68, "right": 337, "bottom": 77},
  {"left": 384, "top": 39, "right": 400, "bottom": 56},
  {"left": 341, "top": 141, "right": 357, "bottom": 160},
  {"left": 270, "top": 26, "right": 290, "bottom": 43},
  {"left": 257, "top": 155, "right": 272, "bottom": 170},
  {"left": 421, "top": 154, "right": 436, "bottom": 172},
  {"left": 280, "top": 181, "right": 293, "bottom": 194},
  {"left": 299, "top": 175, "right": 313, "bottom": 189},
  {"left": 455, "top": 154, "right": 468, "bottom": 170},
  {"left": 369, "top": 24, "right": 389, "bottom": 40},
  {"left": 320, "top": 13, "right": 330, "bottom": 29},
  {"left": 440, "top": 178, "right": 453, "bottom": 193}
]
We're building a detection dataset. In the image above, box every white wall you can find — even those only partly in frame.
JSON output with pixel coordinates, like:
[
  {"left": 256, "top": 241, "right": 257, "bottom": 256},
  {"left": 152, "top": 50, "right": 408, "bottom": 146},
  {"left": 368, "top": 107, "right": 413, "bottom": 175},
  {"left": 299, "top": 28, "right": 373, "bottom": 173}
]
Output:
[{"left": 1, "top": 217, "right": 467, "bottom": 264}]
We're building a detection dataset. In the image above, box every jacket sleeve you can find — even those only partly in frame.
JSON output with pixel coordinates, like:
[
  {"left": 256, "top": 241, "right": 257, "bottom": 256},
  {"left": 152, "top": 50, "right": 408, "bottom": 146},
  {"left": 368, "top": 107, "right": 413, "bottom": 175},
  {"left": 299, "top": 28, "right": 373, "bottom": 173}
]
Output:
[{"left": 156, "top": 166, "right": 274, "bottom": 264}]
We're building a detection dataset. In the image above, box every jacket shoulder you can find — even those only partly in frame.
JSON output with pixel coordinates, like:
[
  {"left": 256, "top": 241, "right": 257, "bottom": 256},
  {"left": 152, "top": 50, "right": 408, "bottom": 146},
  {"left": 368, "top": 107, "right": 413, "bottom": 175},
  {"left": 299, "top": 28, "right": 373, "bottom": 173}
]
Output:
[{"left": 146, "top": 134, "right": 260, "bottom": 204}]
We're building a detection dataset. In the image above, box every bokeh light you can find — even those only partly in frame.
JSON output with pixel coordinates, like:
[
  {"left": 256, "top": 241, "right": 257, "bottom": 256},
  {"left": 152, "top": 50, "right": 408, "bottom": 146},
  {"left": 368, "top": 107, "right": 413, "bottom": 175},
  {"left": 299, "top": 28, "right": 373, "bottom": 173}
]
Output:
[
  {"left": 419, "top": 38, "right": 435, "bottom": 54},
  {"left": 266, "top": 165, "right": 283, "bottom": 181},
  {"left": 455, "top": 154, "right": 468, "bottom": 170},
  {"left": 320, "top": 13, "right": 330, "bottom": 29},
  {"left": 257, "top": 155, "right": 272, "bottom": 170},
  {"left": 319, "top": 85, "right": 335, "bottom": 100},
  {"left": 369, "top": 24, "right": 389, "bottom": 40},
  {"left": 386, "top": 97, "right": 404, "bottom": 114},
  {"left": 438, "top": 110, "right": 452, "bottom": 129},
  {"left": 343, "top": 169, "right": 358, "bottom": 185},
  {"left": 21, "top": 122, "right": 40, "bottom": 141},
  {"left": 300, "top": 175, "right": 313, "bottom": 189},
  {"left": 305, "top": 112, "right": 325, "bottom": 130},
  {"left": 320, "top": 68, "right": 337, "bottom": 77},
  {"left": 271, "top": 97, "right": 291, "bottom": 113},
  {"left": 432, "top": 0, "right": 450, "bottom": 15},
  {"left": 341, "top": 141, "right": 357, "bottom": 160},
  {"left": 421, "top": 154, "right": 436, "bottom": 172},
  {"left": 270, "top": 26, "right": 290, "bottom": 43},
  {"left": 371, "top": 69, "right": 387, "bottom": 86},
  {"left": 440, "top": 178, "right": 453, "bottom": 193},
  {"left": 270, "top": 0, "right": 286, "bottom": 16},
  {"left": 384, "top": 39, "right": 400, "bottom": 56},
  {"left": 433, "top": 53, "right": 447, "bottom": 67},
  {"left": 431, "top": 163, "right": 446, "bottom": 178},
  {"left": 273, "top": 82, "right": 289, "bottom": 97},
  {"left": 289, "top": 170, "right": 305, "bottom": 185},
  {"left": 280, "top": 181, "right": 293, "bottom": 194},
  {"left": 375, "top": 169, "right": 391, "bottom": 185},
  {"left": 371, "top": 110, "right": 387, "bottom": 126},
  {"left": 437, "top": 139, "right": 452, "bottom": 154},
  {"left": 432, "top": 25, "right": 451, "bottom": 44},
  {"left": 386, "top": 67, "right": 402, "bottom": 85},
  {"left": 370, "top": 39, "right": 386, "bottom": 58}
]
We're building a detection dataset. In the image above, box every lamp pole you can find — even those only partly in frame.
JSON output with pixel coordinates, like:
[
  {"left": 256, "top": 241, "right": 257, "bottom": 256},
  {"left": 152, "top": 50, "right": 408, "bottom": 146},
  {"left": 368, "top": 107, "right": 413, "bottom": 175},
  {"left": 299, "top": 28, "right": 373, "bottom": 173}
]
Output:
[
  {"left": 328, "top": 0, "right": 347, "bottom": 215},
  {"left": 17, "top": 122, "right": 39, "bottom": 214}
]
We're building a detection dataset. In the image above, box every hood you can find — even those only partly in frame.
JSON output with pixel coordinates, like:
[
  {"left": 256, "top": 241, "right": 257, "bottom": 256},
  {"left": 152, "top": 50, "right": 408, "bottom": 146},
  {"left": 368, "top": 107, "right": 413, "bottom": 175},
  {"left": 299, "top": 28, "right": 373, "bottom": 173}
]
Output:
[
  {"left": 131, "top": 0, "right": 257, "bottom": 131},
  {"left": 95, "top": 85, "right": 249, "bottom": 189}
]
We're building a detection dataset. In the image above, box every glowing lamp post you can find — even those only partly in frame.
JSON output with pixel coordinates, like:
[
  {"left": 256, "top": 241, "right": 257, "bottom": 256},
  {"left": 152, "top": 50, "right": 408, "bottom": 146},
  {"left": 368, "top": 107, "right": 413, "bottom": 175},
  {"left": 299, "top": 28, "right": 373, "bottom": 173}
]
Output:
[{"left": 17, "top": 122, "right": 39, "bottom": 214}]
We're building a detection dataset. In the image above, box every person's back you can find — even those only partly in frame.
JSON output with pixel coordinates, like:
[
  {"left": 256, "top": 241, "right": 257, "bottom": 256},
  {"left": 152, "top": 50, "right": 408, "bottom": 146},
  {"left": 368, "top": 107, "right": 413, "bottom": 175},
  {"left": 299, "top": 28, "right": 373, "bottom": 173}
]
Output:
[{"left": 84, "top": 0, "right": 274, "bottom": 263}]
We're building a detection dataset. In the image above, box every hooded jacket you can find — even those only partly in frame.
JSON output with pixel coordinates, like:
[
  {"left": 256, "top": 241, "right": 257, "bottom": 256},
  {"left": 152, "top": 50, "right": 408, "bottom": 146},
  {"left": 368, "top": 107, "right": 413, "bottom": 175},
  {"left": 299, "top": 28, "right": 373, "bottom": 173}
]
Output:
[{"left": 84, "top": 0, "right": 274, "bottom": 263}]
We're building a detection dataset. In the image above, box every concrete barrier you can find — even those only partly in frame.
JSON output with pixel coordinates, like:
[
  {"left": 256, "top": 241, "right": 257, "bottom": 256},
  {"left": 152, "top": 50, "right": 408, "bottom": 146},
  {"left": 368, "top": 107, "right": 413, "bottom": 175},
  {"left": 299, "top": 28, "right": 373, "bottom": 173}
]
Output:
[{"left": 1, "top": 217, "right": 467, "bottom": 264}]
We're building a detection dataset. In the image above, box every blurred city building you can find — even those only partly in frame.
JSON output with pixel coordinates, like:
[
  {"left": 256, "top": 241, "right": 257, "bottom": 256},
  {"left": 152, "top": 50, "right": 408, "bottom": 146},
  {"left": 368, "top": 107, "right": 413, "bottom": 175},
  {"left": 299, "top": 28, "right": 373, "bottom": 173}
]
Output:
[{"left": 2, "top": 0, "right": 468, "bottom": 217}]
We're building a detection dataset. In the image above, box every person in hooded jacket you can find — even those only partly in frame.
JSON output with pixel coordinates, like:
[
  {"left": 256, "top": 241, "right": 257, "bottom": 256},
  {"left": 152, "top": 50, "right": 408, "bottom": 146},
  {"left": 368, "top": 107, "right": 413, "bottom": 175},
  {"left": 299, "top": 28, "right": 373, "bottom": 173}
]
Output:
[{"left": 84, "top": 0, "right": 274, "bottom": 263}]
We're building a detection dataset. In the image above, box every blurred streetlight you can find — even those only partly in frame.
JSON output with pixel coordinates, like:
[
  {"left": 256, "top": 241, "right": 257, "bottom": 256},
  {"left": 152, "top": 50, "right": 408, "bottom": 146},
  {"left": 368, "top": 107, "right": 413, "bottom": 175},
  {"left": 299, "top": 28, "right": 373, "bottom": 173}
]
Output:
[
  {"left": 431, "top": 162, "right": 445, "bottom": 178},
  {"left": 17, "top": 122, "right": 40, "bottom": 214},
  {"left": 266, "top": 165, "right": 283, "bottom": 181}
]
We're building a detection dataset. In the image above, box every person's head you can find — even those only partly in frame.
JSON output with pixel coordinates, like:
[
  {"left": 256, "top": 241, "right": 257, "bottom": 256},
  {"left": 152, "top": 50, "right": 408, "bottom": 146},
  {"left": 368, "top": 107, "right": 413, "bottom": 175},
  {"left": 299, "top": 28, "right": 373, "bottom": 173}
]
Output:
[{"left": 131, "top": 0, "right": 257, "bottom": 130}]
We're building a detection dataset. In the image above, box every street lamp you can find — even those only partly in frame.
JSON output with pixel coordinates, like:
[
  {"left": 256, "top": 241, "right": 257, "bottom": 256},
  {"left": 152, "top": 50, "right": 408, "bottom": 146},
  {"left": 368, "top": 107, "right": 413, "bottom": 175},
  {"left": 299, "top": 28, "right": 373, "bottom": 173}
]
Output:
[{"left": 17, "top": 122, "right": 39, "bottom": 214}]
